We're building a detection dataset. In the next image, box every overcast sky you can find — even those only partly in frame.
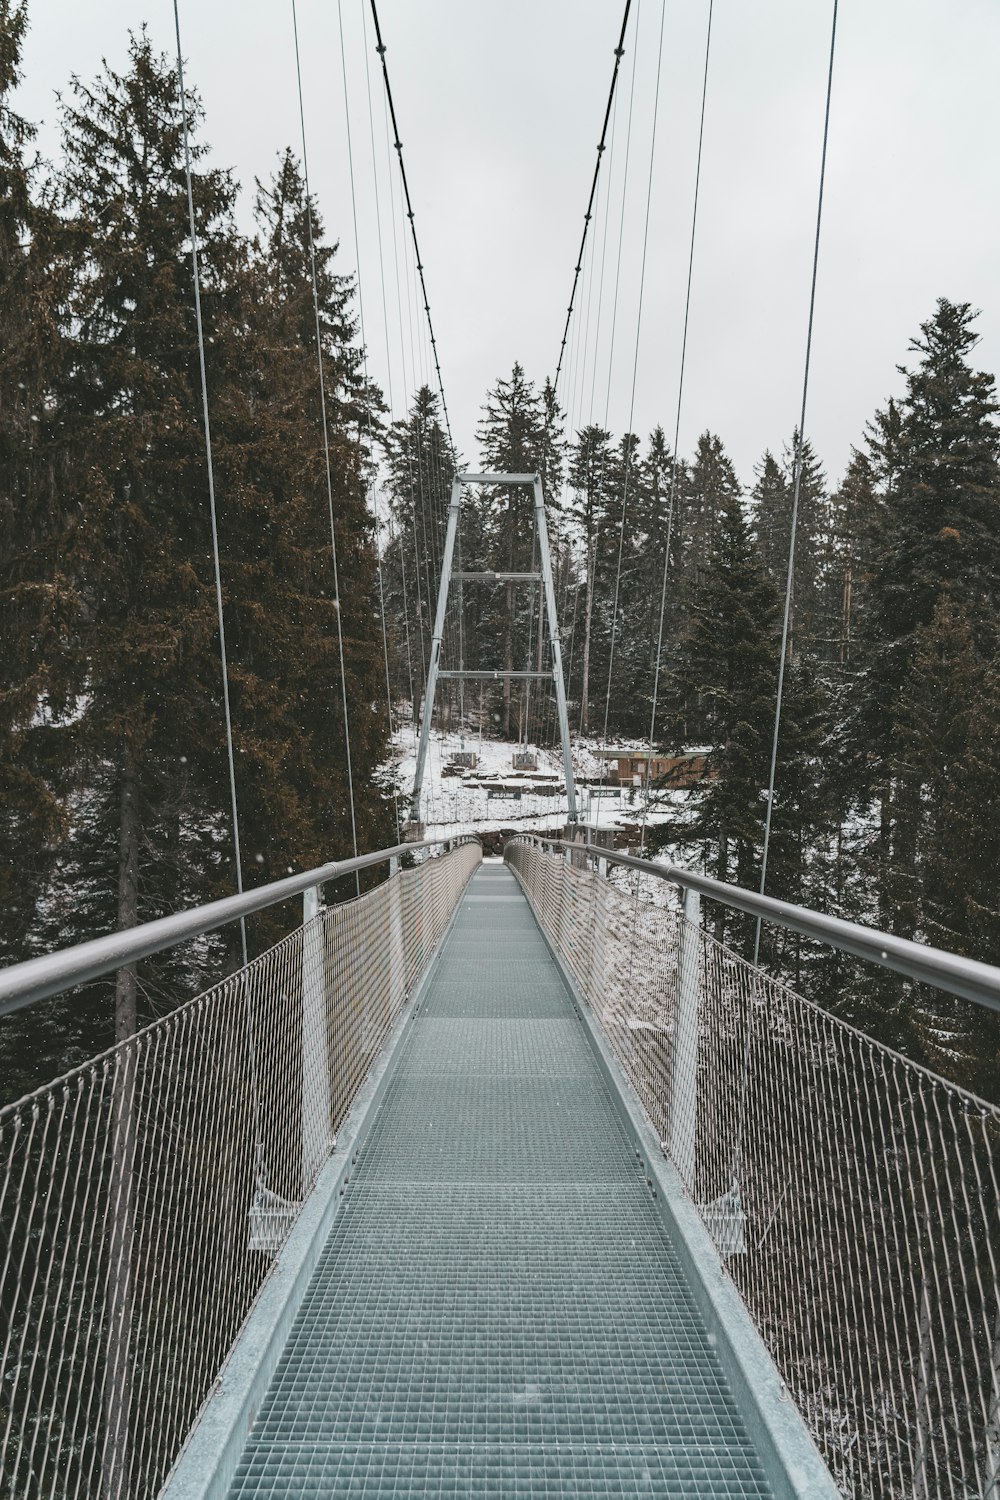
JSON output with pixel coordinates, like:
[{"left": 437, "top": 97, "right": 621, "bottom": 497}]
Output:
[{"left": 15, "top": 0, "right": 1000, "bottom": 489}]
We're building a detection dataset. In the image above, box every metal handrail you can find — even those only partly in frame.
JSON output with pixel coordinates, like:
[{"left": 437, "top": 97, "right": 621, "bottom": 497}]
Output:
[
  {"left": 509, "top": 834, "right": 1000, "bottom": 1015},
  {"left": 0, "top": 835, "right": 480, "bottom": 1017}
]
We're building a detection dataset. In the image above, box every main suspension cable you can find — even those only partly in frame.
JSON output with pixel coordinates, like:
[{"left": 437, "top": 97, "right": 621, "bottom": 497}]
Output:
[
  {"left": 369, "top": 0, "right": 455, "bottom": 458},
  {"left": 603, "top": 18, "right": 640, "bottom": 432},
  {"left": 551, "top": 0, "right": 633, "bottom": 407}
]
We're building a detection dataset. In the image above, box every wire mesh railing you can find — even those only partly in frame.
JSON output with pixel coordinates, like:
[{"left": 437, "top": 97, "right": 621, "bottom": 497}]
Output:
[
  {"left": 0, "top": 839, "right": 480, "bottom": 1500},
  {"left": 506, "top": 835, "right": 1000, "bottom": 1500}
]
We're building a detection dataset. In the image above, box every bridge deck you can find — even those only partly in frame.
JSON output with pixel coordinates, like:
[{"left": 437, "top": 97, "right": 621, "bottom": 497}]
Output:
[{"left": 227, "top": 862, "right": 774, "bottom": 1498}]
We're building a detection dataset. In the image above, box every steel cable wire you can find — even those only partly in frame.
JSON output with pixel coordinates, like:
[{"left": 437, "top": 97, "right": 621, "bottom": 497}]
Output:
[
  {"left": 379, "top": 76, "right": 421, "bottom": 734},
  {"left": 596, "top": 3, "right": 641, "bottom": 776},
  {"left": 600, "top": 0, "right": 653, "bottom": 758},
  {"left": 640, "top": 0, "right": 713, "bottom": 857},
  {"left": 366, "top": 3, "right": 472, "bottom": 787},
  {"left": 294, "top": 0, "right": 361, "bottom": 883},
  {"left": 171, "top": 2, "right": 248, "bottom": 968},
  {"left": 536, "top": 1, "right": 632, "bottom": 792},
  {"left": 754, "top": 0, "right": 839, "bottom": 960},
  {"left": 727, "top": 0, "right": 840, "bottom": 1193},
  {"left": 357, "top": 0, "right": 405, "bottom": 840}
]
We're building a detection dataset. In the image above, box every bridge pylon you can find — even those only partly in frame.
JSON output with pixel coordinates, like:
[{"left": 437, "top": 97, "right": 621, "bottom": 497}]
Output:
[{"left": 409, "top": 472, "right": 578, "bottom": 828}]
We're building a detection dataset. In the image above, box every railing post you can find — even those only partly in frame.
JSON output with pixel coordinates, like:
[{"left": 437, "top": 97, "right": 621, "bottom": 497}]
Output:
[
  {"left": 301, "top": 885, "right": 331, "bottom": 1187},
  {"left": 668, "top": 885, "right": 701, "bottom": 1191},
  {"left": 590, "top": 858, "right": 609, "bottom": 1000},
  {"left": 387, "top": 857, "right": 406, "bottom": 1016}
]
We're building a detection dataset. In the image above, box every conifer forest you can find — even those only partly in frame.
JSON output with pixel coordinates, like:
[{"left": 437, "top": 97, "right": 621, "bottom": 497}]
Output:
[{"left": 2, "top": 2, "right": 999, "bottom": 1117}]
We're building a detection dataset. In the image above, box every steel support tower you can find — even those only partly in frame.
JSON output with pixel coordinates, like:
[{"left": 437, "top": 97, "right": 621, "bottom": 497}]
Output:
[{"left": 409, "top": 472, "right": 578, "bottom": 827}]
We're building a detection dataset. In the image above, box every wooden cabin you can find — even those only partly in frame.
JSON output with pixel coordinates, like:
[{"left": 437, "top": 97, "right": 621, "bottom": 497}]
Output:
[{"left": 593, "top": 748, "right": 709, "bottom": 788}]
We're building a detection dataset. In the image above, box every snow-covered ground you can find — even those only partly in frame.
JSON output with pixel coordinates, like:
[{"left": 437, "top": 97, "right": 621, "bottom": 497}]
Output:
[{"left": 388, "top": 723, "right": 687, "bottom": 841}]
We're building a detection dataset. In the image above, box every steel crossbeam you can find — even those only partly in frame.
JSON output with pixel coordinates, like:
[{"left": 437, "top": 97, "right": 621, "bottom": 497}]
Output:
[
  {"left": 451, "top": 571, "right": 542, "bottom": 582},
  {"left": 437, "top": 669, "right": 553, "bottom": 680}
]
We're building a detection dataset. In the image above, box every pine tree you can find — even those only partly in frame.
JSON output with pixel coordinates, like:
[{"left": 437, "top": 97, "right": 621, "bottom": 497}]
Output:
[
  {"left": 852, "top": 301, "right": 1000, "bottom": 945},
  {"left": 676, "top": 432, "right": 740, "bottom": 604},
  {"left": 49, "top": 32, "right": 253, "bottom": 1044},
  {"left": 597, "top": 428, "right": 685, "bottom": 739},
  {"left": 383, "top": 385, "right": 454, "bottom": 716},
  {"left": 637, "top": 427, "right": 679, "bottom": 658},
  {"left": 214, "top": 148, "right": 393, "bottom": 902},
  {"left": 860, "top": 300, "right": 1000, "bottom": 770},
  {"left": 888, "top": 595, "right": 984, "bottom": 943},
  {"left": 657, "top": 476, "right": 831, "bottom": 947},
  {"left": 0, "top": 0, "right": 87, "bottom": 1104},
  {"left": 663, "top": 487, "right": 781, "bottom": 898},
  {"left": 758, "top": 654, "right": 833, "bottom": 971},
  {"left": 750, "top": 449, "right": 789, "bottom": 587},
  {"left": 0, "top": 0, "right": 72, "bottom": 969},
  {"left": 878, "top": 595, "right": 1000, "bottom": 1093},
  {"left": 666, "top": 434, "right": 742, "bottom": 745},
  {"left": 825, "top": 447, "right": 878, "bottom": 669},
  {"left": 752, "top": 435, "right": 828, "bottom": 656},
  {"left": 538, "top": 375, "right": 565, "bottom": 498},
  {"left": 587, "top": 429, "right": 642, "bottom": 736},
  {"left": 565, "top": 423, "right": 615, "bottom": 732}
]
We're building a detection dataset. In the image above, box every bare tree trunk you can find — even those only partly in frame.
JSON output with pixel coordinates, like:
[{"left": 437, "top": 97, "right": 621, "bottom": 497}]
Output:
[
  {"left": 409, "top": 507, "right": 428, "bottom": 711},
  {"left": 503, "top": 580, "right": 513, "bottom": 739},
  {"left": 532, "top": 580, "right": 544, "bottom": 741},
  {"left": 840, "top": 538, "right": 854, "bottom": 666},
  {"left": 580, "top": 538, "right": 595, "bottom": 733},
  {"left": 103, "top": 749, "right": 139, "bottom": 1500}
]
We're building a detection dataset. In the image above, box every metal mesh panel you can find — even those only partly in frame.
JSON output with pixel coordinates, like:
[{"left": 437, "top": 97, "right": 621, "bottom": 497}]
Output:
[
  {"left": 507, "top": 837, "right": 1000, "bottom": 1500},
  {"left": 0, "top": 841, "right": 480, "bottom": 1500}
]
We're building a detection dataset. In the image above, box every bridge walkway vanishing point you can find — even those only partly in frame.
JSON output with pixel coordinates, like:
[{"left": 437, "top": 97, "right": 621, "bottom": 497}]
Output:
[{"left": 215, "top": 861, "right": 825, "bottom": 1499}]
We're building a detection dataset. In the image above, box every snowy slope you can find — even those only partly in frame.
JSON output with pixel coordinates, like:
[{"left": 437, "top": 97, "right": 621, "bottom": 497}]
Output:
[{"left": 387, "top": 723, "right": 686, "bottom": 840}]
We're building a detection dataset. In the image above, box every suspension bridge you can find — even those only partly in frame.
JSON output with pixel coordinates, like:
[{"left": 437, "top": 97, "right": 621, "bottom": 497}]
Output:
[{"left": 2, "top": 3, "right": 1000, "bottom": 1499}]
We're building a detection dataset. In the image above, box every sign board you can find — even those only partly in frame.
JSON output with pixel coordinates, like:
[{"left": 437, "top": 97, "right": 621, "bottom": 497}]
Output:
[
  {"left": 588, "top": 787, "right": 621, "bottom": 799},
  {"left": 487, "top": 789, "right": 522, "bottom": 802}
]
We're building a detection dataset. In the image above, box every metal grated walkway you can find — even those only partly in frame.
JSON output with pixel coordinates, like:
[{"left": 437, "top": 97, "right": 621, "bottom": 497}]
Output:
[{"left": 227, "top": 863, "right": 775, "bottom": 1498}]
